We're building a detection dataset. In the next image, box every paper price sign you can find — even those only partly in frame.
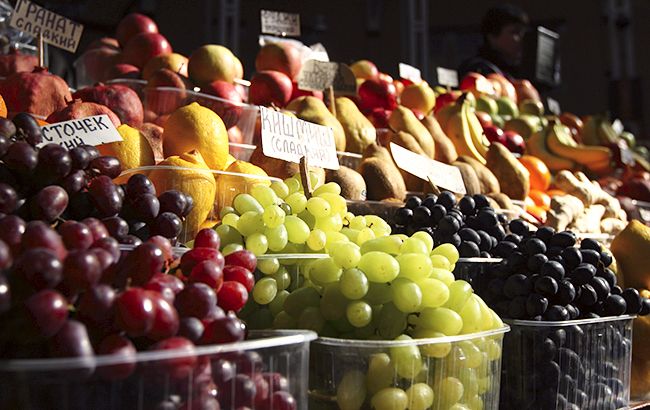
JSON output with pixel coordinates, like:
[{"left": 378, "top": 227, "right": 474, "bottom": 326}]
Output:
[
  {"left": 39, "top": 115, "right": 122, "bottom": 149},
  {"left": 436, "top": 67, "right": 459, "bottom": 88},
  {"left": 390, "top": 142, "right": 466, "bottom": 194},
  {"left": 399, "top": 63, "right": 422, "bottom": 83},
  {"left": 260, "top": 107, "right": 339, "bottom": 170},
  {"left": 297, "top": 60, "right": 356, "bottom": 95},
  {"left": 10, "top": 0, "right": 83, "bottom": 52},
  {"left": 547, "top": 97, "right": 561, "bottom": 115},
  {"left": 260, "top": 10, "right": 300, "bottom": 37}
]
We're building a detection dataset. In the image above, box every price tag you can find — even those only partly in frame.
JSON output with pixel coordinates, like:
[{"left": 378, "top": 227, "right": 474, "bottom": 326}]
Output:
[
  {"left": 621, "top": 148, "right": 635, "bottom": 166},
  {"left": 309, "top": 43, "right": 329, "bottom": 62},
  {"left": 612, "top": 119, "right": 624, "bottom": 136},
  {"left": 260, "top": 10, "right": 300, "bottom": 37},
  {"left": 399, "top": 63, "right": 421, "bottom": 83},
  {"left": 39, "top": 115, "right": 122, "bottom": 149},
  {"left": 390, "top": 143, "right": 466, "bottom": 194},
  {"left": 436, "top": 67, "right": 459, "bottom": 88},
  {"left": 547, "top": 97, "right": 561, "bottom": 115},
  {"left": 297, "top": 60, "right": 356, "bottom": 95},
  {"left": 10, "top": 0, "right": 83, "bottom": 52},
  {"left": 260, "top": 106, "right": 339, "bottom": 170}
]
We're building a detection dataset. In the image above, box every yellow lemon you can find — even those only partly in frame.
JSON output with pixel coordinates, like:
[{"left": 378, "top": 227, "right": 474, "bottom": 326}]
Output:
[
  {"left": 162, "top": 102, "right": 229, "bottom": 171},
  {"left": 98, "top": 124, "right": 154, "bottom": 170},
  {"left": 148, "top": 150, "right": 216, "bottom": 241},
  {"left": 216, "top": 160, "right": 271, "bottom": 212}
]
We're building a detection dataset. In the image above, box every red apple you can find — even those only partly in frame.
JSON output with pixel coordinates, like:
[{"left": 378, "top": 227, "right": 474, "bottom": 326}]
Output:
[
  {"left": 503, "top": 130, "right": 525, "bottom": 155},
  {"left": 475, "top": 111, "right": 493, "bottom": 129},
  {"left": 460, "top": 72, "right": 495, "bottom": 97},
  {"left": 433, "top": 92, "right": 460, "bottom": 114},
  {"left": 366, "top": 107, "right": 391, "bottom": 129},
  {"left": 104, "top": 63, "right": 140, "bottom": 80},
  {"left": 249, "top": 70, "right": 293, "bottom": 107},
  {"left": 200, "top": 80, "right": 244, "bottom": 128},
  {"left": 358, "top": 79, "right": 397, "bottom": 112},
  {"left": 77, "top": 47, "right": 120, "bottom": 84},
  {"left": 121, "top": 33, "right": 172, "bottom": 69},
  {"left": 116, "top": 13, "right": 158, "bottom": 48},
  {"left": 483, "top": 126, "right": 506, "bottom": 145},
  {"left": 290, "top": 82, "right": 323, "bottom": 101},
  {"left": 255, "top": 42, "right": 302, "bottom": 80}
]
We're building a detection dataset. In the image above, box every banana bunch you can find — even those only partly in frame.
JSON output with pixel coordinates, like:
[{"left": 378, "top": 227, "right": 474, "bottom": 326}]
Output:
[
  {"left": 580, "top": 115, "right": 619, "bottom": 146},
  {"left": 440, "top": 94, "right": 490, "bottom": 164},
  {"left": 527, "top": 125, "right": 578, "bottom": 172},
  {"left": 545, "top": 120, "right": 612, "bottom": 175}
]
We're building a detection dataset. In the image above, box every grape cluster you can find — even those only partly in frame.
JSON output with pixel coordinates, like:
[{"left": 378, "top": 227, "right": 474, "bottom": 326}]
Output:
[
  {"left": 0, "top": 113, "right": 192, "bottom": 244},
  {"left": 470, "top": 225, "right": 649, "bottom": 321},
  {"left": 392, "top": 193, "right": 509, "bottom": 258},
  {"left": 0, "top": 219, "right": 302, "bottom": 409}
]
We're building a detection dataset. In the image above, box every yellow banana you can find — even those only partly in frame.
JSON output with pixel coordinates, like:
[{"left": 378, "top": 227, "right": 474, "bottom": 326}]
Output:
[
  {"left": 581, "top": 115, "right": 618, "bottom": 146},
  {"left": 579, "top": 116, "right": 601, "bottom": 146},
  {"left": 527, "top": 127, "right": 578, "bottom": 172},
  {"left": 443, "top": 95, "right": 487, "bottom": 164},
  {"left": 547, "top": 121, "right": 611, "bottom": 165},
  {"left": 466, "top": 104, "right": 490, "bottom": 157}
]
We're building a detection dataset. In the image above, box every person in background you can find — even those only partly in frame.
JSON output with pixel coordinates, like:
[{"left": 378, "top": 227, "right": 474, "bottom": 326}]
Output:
[{"left": 458, "top": 4, "right": 529, "bottom": 80}]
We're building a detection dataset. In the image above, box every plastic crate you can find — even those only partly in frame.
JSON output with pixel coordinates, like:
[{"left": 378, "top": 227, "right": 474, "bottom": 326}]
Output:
[
  {"left": 143, "top": 86, "right": 258, "bottom": 145},
  {"left": 309, "top": 326, "right": 509, "bottom": 409},
  {"left": 0, "top": 330, "right": 316, "bottom": 410},
  {"left": 499, "top": 316, "right": 634, "bottom": 410},
  {"left": 117, "top": 166, "right": 281, "bottom": 243},
  {"left": 346, "top": 199, "right": 402, "bottom": 221}
]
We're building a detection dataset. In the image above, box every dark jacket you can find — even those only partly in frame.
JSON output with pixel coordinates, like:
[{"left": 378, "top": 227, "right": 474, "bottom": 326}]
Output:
[{"left": 458, "top": 45, "right": 521, "bottom": 81}]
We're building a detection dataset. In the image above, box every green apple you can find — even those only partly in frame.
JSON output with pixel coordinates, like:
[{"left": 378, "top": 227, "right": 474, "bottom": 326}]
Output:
[
  {"left": 496, "top": 97, "right": 518, "bottom": 117},
  {"left": 490, "top": 114, "right": 505, "bottom": 129},
  {"left": 476, "top": 96, "right": 498, "bottom": 115},
  {"left": 519, "top": 99, "right": 545, "bottom": 116},
  {"left": 620, "top": 131, "right": 636, "bottom": 148}
]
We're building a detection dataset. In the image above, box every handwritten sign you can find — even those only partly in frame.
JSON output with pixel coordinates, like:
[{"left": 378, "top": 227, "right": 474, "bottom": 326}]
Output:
[
  {"left": 547, "top": 97, "right": 561, "bottom": 115},
  {"left": 260, "top": 107, "right": 339, "bottom": 170},
  {"left": 436, "top": 67, "right": 459, "bottom": 88},
  {"left": 390, "top": 142, "right": 466, "bottom": 194},
  {"left": 39, "top": 115, "right": 122, "bottom": 149},
  {"left": 309, "top": 43, "right": 329, "bottom": 62},
  {"left": 297, "top": 60, "right": 356, "bottom": 95},
  {"left": 399, "top": 63, "right": 422, "bottom": 83},
  {"left": 260, "top": 10, "right": 300, "bottom": 37},
  {"left": 10, "top": 0, "right": 83, "bottom": 52}
]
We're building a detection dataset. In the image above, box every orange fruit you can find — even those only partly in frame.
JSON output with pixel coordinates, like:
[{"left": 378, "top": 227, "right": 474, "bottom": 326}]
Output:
[
  {"left": 519, "top": 155, "right": 551, "bottom": 191},
  {"left": 0, "top": 95, "right": 7, "bottom": 118},
  {"left": 529, "top": 189, "right": 551, "bottom": 210},
  {"left": 546, "top": 189, "right": 566, "bottom": 198},
  {"left": 524, "top": 196, "right": 536, "bottom": 211},
  {"left": 527, "top": 205, "right": 547, "bottom": 223},
  {"left": 35, "top": 118, "right": 49, "bottom": 126}
]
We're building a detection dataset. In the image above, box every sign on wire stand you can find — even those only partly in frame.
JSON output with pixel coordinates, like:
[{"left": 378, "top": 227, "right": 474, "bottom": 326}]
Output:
[
  {"left": 260, "top": 10, "right": 300, "bottom": 37},
  {"left": 259, "top": 106, "right": 339, "bottom": 170},
  {"left": 10, "top": 0, "right": 83, "bottom": 52},
  {"left": 437, "top": 67, "right": 459, "bottom": 88},
  {"left": 297, "top": 60, "right": 356, "bottom": 95},
  {"left": 390, "top": 142, "right": 466, "bottom": 194},
  {"left": 399, "top": 63, "right": 422, "bottom": 83},
  {"left": 39, "top": 115, "right": 122, "bottom": 149}
]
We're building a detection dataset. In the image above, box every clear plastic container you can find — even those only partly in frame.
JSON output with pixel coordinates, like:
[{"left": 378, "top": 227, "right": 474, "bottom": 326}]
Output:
[
  {"left": 230, "top": 142, "right": 257, "bottom": 162},
  {"left": 309, "top": 326, "right": 509, "bottom": 409},
  {"left": 0, "top": 329, "right": 316, "bottom": 410},
  {"left": 106, "top": 78, "right": 148, "bottom": 100},
  {"left": 499, "top": 316, "right": 634, "bottom": 410},
  {"left": 143, "top": 86, "right": 258, "bottom": 144},
  {"left": 117, "top": 166, "right": 281, "bottom": 243}
]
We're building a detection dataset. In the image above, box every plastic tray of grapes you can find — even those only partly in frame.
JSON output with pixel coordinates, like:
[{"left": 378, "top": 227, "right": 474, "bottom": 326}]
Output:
[
  {"left": 117, "top": 166, "right": 282, "bottom": 244},
  {"left": 499, "top": 315, "right": 634, "bottom": 410},
  {"left": 0, "top": 329, "right": 316, "bottom": 410},
  {"left": 308, "top": 326, "right": 509, "bottom": 410},
  {"left": 453, "top": 257, "right": 503, "bottom": 285},
  {"left": 143, "top": 86, "right": 258, "bottom": 145}
]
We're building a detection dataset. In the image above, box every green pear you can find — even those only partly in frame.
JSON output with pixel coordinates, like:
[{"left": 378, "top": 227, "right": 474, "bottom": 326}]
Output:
[
  {"left": 496, "top": 97, "right": 519, "bottom": 117},
  {"left": 476, "top": 96, "right": 498, "bottom": 115}
]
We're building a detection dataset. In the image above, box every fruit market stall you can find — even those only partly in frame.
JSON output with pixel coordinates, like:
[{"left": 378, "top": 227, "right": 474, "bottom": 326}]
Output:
[{"left": 1, "top": 4, "right": 650, "bottom": 410}]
